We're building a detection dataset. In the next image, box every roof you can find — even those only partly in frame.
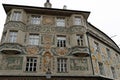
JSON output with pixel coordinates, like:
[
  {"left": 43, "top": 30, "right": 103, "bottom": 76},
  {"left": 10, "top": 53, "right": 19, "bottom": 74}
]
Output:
[{"left": 2, "top": 4, "right": 90, "bottom": 19}]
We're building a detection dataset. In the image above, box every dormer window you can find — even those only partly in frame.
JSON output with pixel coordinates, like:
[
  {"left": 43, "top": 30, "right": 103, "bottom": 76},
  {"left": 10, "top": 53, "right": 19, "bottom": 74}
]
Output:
[
  {"left": 74, "top": 17, "right": 81, "bottom": 25},
  {"left": 31, "top": 15, "right": 41, "bottom": 25},
  {"left": 11, "top": 11, "right": 21, "bottom": 21},
  {"left": 56, "top": 17, "right": 65, "bottom": 27}
]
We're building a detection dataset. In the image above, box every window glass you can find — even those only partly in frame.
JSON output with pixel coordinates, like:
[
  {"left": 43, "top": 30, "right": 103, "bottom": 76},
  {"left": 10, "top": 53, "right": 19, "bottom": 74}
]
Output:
[
  {"left": 12, "top": 11, "right": 21, "bottom": 21},
  {"left": 77, "top": 35, "right": 84, "bottom": 46},
  {"left": 57, "top": 36, "right": 66, "bottom": 47},
  {"left": 98, "top": 62, "right": 105, "bottom": 75},
  {"left": 31, "top": 16, "right": 41, "bottom": 24},
  {"left": 26, "top": 57, "right": 37, "bottom": 72},
  {"left": 56, "top": 17, "right": 65, "bottom": 27},
  {"left": 29, "top": 34, "right": 39, "bottom": 45},
  {"left": 74, "top": 17, "right": 81, "bottom": 25},
  {"left": 57, "top": 58, "right": 67, "bottom": 72},
  {"left": 9, "top": 31, "right": 18, "bottom": 43}
]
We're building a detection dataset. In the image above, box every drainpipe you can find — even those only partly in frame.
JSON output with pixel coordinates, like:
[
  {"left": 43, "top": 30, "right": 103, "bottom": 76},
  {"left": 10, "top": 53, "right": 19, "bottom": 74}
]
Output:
[{"left": 86, "top": 32, "right": 95, "bottom": 75}]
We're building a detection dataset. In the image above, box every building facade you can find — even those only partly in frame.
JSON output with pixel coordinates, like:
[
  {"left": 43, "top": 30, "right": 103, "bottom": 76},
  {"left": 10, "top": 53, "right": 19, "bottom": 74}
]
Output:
[{"left": 0, "top": 0, "right": 120, "bottom": 80}]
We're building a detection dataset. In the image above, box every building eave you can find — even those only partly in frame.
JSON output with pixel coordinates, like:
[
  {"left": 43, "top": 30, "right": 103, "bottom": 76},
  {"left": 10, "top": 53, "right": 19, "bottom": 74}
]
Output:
[
  {"left": 2, "top": 4, "right": 90, "bottom": 19},
  {"left": 87, "top": 22, "right": 120, "bottom": 53}
]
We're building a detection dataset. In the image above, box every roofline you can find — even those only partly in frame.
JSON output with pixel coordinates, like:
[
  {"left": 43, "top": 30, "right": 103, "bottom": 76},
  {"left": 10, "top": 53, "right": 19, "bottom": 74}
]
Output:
[
  {"left": 88, "top": 22, "right": 120, "bottom": 53},
  {"left": 2, "top": 4, "right": 90, "bottom": 19}
]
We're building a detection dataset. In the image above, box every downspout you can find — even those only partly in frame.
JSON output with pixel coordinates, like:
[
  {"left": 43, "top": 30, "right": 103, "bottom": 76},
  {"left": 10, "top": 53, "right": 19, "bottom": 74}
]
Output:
[{"left": 86, "top": 32, "right": 95, "bottom": 75}]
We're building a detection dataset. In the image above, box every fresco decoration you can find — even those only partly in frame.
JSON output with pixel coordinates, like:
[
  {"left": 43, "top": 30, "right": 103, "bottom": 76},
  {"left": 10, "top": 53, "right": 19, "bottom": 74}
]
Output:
[
  {"left": 5, "top": 21, "right": 25, "bottom": 31},
  {"left": 70, "top": 58, "right": 88, "bottom": 71},
  {"left": 26, "top": 46, "right": 39, "bottom": 55},
  {"left": 42, "top": 16, "right": 55, "bottom": 25},
  {"left": 42, "top": 52, "right": 53, "bottom": 72},
  {"left": 0, "top": 56, "right": 23, "bottom": 70},
  {"left": 56, "top": 48, "right": 68, "bottom": 56},
  {"left": 27, "top": 25, "right": 40, "bottom": 32}
]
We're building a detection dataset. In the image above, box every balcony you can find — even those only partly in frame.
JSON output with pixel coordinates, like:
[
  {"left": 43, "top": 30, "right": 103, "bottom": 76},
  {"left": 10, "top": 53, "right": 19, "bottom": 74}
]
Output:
[
  {"left": 0, "top": 43, "right": 23, "bottom": 54},
  {"left": 71, "top": 46, "right": 89, "bottom": 57}
]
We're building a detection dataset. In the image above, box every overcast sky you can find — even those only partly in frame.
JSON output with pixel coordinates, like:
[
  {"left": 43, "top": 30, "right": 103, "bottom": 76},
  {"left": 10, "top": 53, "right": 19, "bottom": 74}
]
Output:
[{"left": 0, "top": 0, "right": 120, "bottom": 46}]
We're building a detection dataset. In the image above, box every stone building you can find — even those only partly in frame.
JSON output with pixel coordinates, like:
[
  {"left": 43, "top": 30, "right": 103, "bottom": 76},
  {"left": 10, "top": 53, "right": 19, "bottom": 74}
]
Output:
[{"left": 0, "top": 0, "right": 120, "bottom": 80}]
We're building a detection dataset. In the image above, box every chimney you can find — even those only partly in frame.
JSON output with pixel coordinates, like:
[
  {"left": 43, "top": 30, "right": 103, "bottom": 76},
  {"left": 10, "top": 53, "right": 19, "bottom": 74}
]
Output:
[
  {"left": 44, "top": 0, "right": 52, "bottom": 8},
  {"left": 63, "top": 5, "right": 67, "bottom": 9}
]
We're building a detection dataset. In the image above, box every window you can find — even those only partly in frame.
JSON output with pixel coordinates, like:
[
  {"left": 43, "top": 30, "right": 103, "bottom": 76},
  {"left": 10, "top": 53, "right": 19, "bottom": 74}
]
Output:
[
  {"left": 74, "top": 17, "right": 81, "bottom": 25},
  {"left": 57, "top": 58, "right": 67, "bottom": 72},
  {"left": 2, "top": 32, "right": 6, "bottom": 43},
  {"left": 9, "top": 31, "right": 18, "bottom": 43},
  {"left": 77, "top": 35, "right": 84, "bottom": 46},
  {"left": 29, "top": 34, "right": 39, "bottom": 45},
  {"left": 56, "top": 17, "right": 65, "bottom": 27},
  {"left": 111, "top": 67, "right": 117, "bottom": 78},
  {"left": 106, "top": 48, "right": 111, "bottom": 59},
  {"left": 94, "top": 42, "right": 100, "bottom": 53},
  {"left": 12, "top": 11, "right": 21, "bottom": 21},
  {"left": 98, "top": 62, "right": 105, "bottom": 75},
  {"left": 31, "top": 15, "right": 41, "bottom": 24},
  {"left": 57, "top": 36, "right": 66, "bottom": 47},
  {"left": 116, "top": 54, "right": 120, "bottom": 62},
  {"left": 25, "top": 57, "right": 37, "bottom": 72}
]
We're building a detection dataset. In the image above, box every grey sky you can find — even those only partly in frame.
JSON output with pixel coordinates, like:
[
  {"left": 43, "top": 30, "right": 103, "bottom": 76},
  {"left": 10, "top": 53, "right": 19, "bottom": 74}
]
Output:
[{"left": 0, "top": 0, "right": 120, "bottom": 46}]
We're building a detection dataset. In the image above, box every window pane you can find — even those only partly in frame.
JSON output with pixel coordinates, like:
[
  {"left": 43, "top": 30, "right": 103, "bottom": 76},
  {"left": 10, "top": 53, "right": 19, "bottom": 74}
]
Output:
[
  {"left": 12, "top": 11, "right": 21, "bottom": 21},
  {"left": 74, "top": 17, "right": 81, "bottom": 25},
  {"left": 57, "top": 36, "right": 66, "bottom": 47},
  {"left": 31, "top": 16, "right": 40, "bottom": 24},
  {"left": 57, "top": 58, "right": 67, "bottom": 72},
  {"left": 9, "top": 31, "right": 18, "bottom": 43},
  {"left": 77, "top": 35, "right": 83, "bottom": 46},
  {"left": 56, "top": 18, "right": 65, "bottom": 27},
  {"left": 29, "top": 34, "right": 39, "bottom": 45},
  {"left": 26, "top": 57, "right": 37, "bottom": 72}
]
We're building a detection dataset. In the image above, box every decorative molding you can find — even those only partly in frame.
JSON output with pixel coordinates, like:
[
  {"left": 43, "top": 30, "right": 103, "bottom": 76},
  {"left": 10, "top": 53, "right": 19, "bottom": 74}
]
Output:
[{"left": 4, "top": 21, "right": 25, "bottom": 31}]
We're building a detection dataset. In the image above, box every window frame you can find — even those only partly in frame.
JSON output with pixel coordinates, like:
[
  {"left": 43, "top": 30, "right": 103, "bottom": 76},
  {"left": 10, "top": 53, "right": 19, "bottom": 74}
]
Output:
[
  {"left": 30, "top": 15, "right": 41, "bottom": 25},
  {"left": 56, "top": 17, "right": 65, "bottom": 27},
  {"left": 25, "top": 57, "right": 37, "bottom": 72},
  {"left": 9, "top": 31, "right": 18, "bottom": 43},
  {"left": 28, "top": 34, "right": 40, "bottom": 45},
  {"left": 11, "top": 11, "right": 21, "bottom": 21},
  {"left": 98, "top": 62, "right": 105, "bottom": 75},
  {"left": 74, "top": 17, "right": 82, "bottom": 25},
  {"left": 94, "top": 41, "right": 100, "bottom": 53},
  {"left": 57, "top": 36, "right": 66, "bottom": 47},
  {"left": 57, "top": 58, "right": 67, "bottom": 73},
  {"left": 76, "top": 34, "right": 84, "bottom": 46}
]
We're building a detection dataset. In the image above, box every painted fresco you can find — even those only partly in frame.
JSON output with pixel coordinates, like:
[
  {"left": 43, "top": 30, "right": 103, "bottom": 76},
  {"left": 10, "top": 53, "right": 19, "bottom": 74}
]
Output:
[
  {"left": 0, "top": 56, "right": 23, "bottom": 70},
  {"left": 70, "top": 58, "right": 88, "bottom": 71}
]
